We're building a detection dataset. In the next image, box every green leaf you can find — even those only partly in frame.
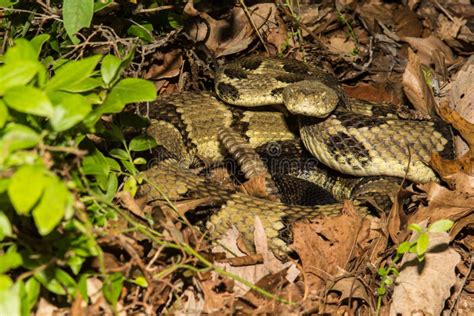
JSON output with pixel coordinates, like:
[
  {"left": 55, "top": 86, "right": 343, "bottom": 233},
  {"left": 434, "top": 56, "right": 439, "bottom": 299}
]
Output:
[
  {"left": 77, "top": 274, "right": 89, "bottom": 303},
  {"left": 133, "top": 157, "right": 147, "bottom": 165},
  {"left": 46, "top": 55, "right": 101, "bottom": 92},
  {"left": 4, "top": 86, "right": 53, "bottom": 117},
  {"left": 109, "top": 148, "right": 129, "bottom": 161},
  {"left": 168, "top": 12, "right": 183, "bottom": 29},
  {"left": 123, "top": 177, "right": 137, "bottom": 197},
  {"left": 34, "top": 268, "right": 66, "bottom": 295},
  {"left": 0, "top": 62, "right": 39, "bottom": 95},
  {"left": 0, "top": 279, "right": 21, "bottom": 316},
  {"left": 82, "top": 149, "right": 110, "bottom": 176},
  {"left": 0, "top": 211, "right": 13, "bottom": 241},
  {"left": 63, "top": 0, "right": 94, "bottom": 44},
  {"left": 3, "top": 39, "right": 37, "bottom": 65},
  {"left": 101, "top": 54, "right": 122, "bottom": 85},
  {"left": 30, "top": 34, "right": 50, "bottom": 57},
  {"left": 105, "top": 157, "right": 121, "bottom": 172},
  {"left": 0, "top": 246, "right": 23, "bottom": 274},
  {"left": 416, "top": 232, "right": 430, "bottom": 257},
  {"left": 49, "top": 91, "right": 92, "bottom": 131},
  {"left": 0, "top": 275, "right": 13, "bottom": 291},
  {"left": 129, "top": 135, "right": 158, "bottom": 152},
  {"left": 101, "top": 78, "right": 156, "bottom": 113},
  {"left": 8, "top": 165, "right": 47, "bottom": 215},
  {"left": 121, "top": 160, "right": 137, "bottom": 175},
  {"left": 103, "top": 272, "right": 123, "bottom": 307},
  {"left": 397, "top": 241, "right": 412, "bottom": 254},
  {"left": 131, "top": 276, "right": 148, "bottom": 288},
  {"left": 0, "top": 100, "right": 9, "bottom": 129},
  {"left": 104, "top": 173, "right": 118, "bottom": 202},
  {"left": 383, "top": 276, "right": 393, "bottom": 286},
  {"left": 0, "top": 0, "right": 18, "bottom": 7},
  {"left": 54, "top": 268, "right": 77, "bottom": 297},
  {"left": 377, "top": 286, "right": 386, "bottom": 296},
  {"left": 94, "top": 0, "right": 113, "bottom": 12},
  {"left": 22, "top": 278, "right": 40, "bottom": 315},
  {"left": 127, "top": 24, "right": 153, "bottom": 43},
  {"left": 428, "top": 219, "right": 454, "bottom": 233},
  {"left": 32, "top": 177, "right": 71, "bottom": 235},
  {"left": 64, "top": 77, "right": 103, "bottom": 93},
  {"left": 408, "top": 223, "right": 423, "bottom": 233},
  {"left": 0, "top": 123, "right": 40, "bottom": 154},
  {"left": 67, "top": 256, "right": 85, "bottom": 275}
]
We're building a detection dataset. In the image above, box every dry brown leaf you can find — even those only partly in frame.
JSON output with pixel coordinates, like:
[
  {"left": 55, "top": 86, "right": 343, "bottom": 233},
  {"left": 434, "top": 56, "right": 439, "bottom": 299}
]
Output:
[
  {"left": 343, "top": 82, "right": 401, "bottom": 105},
  {"left": 330, "top": 277, "right": 370, "bottom": 304},
  {"left": 70, "top": 292, "right": 87, "bottom": 316},
  {"left": 437, "top": 14, "right": 465, "bottom": 41},
  {"left": 179, "top": 287, "right": 207, "bottom": 314},
  {"left": 291, "top": 210, "right": 371, "bottom": 290},
  {"left": 401, "top": 35, "right": 455, "bottom": 66},
  {"left": 211, "top": 216, "right": 292, "bottom": 296},
  {"left": 35, "top": 298, "right": 59, "bottom": 316},
  {"left": 431, "top": 102, "right": 474, "bottom": 180},
  {"left": 393, "top": 6, "right": 423, "bottom": 38},
  {"left": 402, "top": 48, "right": 436, "bottom": 116},
  {"left": 145, "top": 49, "right": 183, "bottom": 80},
  {"left": 185, "top": 2, "right": 281, "bottom": 57},
  {"left": 116, "top": 190, "right": 145, "bottom": 218},
  {"left": 322, "top": 31, "right": 357, "bottom": 60},
  {"left": 390, "top": 228, "right": 461, "bottom": 315},
  {"left": 448, "top": 55, "right": 474, "bottom": 156},
  {"left": 408, "top": 178, "right": 474, "bottom": 225}
]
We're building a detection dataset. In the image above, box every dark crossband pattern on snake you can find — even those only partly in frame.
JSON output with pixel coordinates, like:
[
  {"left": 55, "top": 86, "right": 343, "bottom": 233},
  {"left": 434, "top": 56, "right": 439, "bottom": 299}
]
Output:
[{"left": 137, "top": 56, "right": 454, "bottom": 259}]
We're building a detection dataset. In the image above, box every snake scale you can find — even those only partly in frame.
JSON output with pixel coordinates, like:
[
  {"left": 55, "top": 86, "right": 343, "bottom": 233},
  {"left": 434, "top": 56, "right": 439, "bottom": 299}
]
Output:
[{"left": 137, "top": 56, "right": 454, "bottom": 258}]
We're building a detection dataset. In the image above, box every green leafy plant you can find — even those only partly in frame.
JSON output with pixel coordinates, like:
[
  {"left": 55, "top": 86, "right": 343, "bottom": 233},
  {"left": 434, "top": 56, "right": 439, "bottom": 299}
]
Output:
[
  {"left": 0, "top": 35, "right": 156, "bottom": 315},
  {"left": 376, "top": 219, "right": 454, "bottom": 314}
]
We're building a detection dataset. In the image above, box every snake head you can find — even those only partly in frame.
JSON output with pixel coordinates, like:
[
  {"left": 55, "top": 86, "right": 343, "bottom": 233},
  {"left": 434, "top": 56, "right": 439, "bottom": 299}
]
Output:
[{"left": 282, "top": 80, "right": 339, "bottom": 117}]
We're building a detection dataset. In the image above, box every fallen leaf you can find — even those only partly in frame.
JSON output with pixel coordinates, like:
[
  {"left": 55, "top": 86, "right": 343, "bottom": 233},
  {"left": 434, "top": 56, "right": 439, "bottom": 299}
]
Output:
[
  {"left": 35, "top": 298, "right": 59, "bottom": 316},
  {"left": 176, "top": 288, "right": 205, "bottom": 315},
  {"left": 393, "top": 6, "right": 423, "bottom": 38},
  {"left": 408, "top": 178, "right": 474, "bottom": 225},
  {"left": 390, "top": 227, "right": 461, "bottom": 315},
  {"left": 116, "top": 190, "right": 145, "bottom": 218},
  {"left": 448, "top": 55, "right": 474, "bottom": 156},
  {"left": 185, "top": 2, "right": 280, "bottom": 57},
  {"left": 402, "top": 48, "right": 436, "bottom": 116},
  {"left": 291, "top": 209, "right": 372, "bottom": 291},
  {"left": 343, "top": 82, "right": 401, "bottom": 105},
  {"left": 431, "top": 103, "right": 474, "bottom": 180},
  {"left": 401, "top": 35, "right": 455, "bottom": 66},
  {"left": 330, "top": 277, "right": 370, "bottom": 304},
  {"left": 145, "top": 49, "right": 183, "bottom": 80},
  {"left": 211, "top": 216, "right": 292, "bottom": 296}
]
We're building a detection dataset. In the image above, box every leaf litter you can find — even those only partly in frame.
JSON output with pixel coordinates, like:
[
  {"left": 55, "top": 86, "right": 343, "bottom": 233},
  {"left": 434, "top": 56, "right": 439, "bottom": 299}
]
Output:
[{"left": 31, "top": 1, "right": 474, "bottom": 314}]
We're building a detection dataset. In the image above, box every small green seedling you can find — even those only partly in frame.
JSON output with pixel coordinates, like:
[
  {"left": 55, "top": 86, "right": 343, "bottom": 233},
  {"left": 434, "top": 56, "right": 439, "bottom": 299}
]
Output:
[{"left": 376, "top": 219, "right": 454, "bottom": 314}]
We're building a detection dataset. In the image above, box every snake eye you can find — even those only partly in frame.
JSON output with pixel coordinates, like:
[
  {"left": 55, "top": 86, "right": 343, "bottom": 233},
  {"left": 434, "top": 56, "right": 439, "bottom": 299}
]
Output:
[{"left": 282, "top": 80, "right": 339, "bottom": 117}]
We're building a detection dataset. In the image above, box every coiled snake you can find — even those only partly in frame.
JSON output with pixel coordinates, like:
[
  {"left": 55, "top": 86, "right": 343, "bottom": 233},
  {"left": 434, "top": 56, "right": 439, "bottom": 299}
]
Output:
[{"left": 138, "top": 56, "right": 453, "bottom": 258}]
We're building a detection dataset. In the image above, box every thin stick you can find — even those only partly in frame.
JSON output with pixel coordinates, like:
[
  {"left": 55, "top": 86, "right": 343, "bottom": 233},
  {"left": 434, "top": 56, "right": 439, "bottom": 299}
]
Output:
[{"left": 238, "top": 0, "right": 270, "bottom": 54}]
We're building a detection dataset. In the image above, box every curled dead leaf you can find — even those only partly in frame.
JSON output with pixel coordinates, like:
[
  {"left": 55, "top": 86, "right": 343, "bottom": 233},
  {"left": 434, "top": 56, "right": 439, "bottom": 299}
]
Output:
[
  {"left": 409, "top": 178, "right": 474, "bottom": 226},
  {"left": 145, "top": 49, "right": 183, "bottom": 80},
  {"left": 185, "top": 2, "right": 281, "bottom": 57},
  {"left": 401, "top": 35, "right": 455, "bottom": 66},
  {"left": 402, "top": 48, "right": 436, "bottom": 116},
  {"left": 330, "top": 277, "right": 370, "bottom": 304}
]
